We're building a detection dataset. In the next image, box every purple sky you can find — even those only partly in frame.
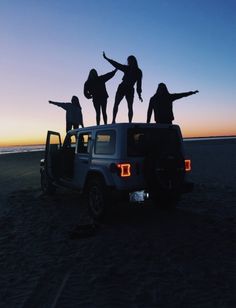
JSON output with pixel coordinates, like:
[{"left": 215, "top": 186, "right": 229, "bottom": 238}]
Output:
[{"left": 0, "top": 0, "right": 235, "bottom": 145}]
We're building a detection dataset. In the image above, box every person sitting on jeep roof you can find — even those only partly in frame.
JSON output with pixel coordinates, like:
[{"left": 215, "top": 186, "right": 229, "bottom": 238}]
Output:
[
  {"left": 147, "top": 83, "right": 199, "bottom": 124},
  {"left": 84, "top": 68, "right": 117, "bottom": 125},
  {"left": 49, "top": 96, "right": 84, "bottom": 132}
]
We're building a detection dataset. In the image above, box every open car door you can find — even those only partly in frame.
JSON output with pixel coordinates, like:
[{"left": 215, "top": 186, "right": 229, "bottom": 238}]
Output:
[{"left": 45, "top": 131, "right": 62, "bottom": 179}]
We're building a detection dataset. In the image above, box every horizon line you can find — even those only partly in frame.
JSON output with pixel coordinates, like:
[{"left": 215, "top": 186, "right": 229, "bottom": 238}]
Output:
[{"left": 0, "top": 134, "right": 236, "bottom": 148}]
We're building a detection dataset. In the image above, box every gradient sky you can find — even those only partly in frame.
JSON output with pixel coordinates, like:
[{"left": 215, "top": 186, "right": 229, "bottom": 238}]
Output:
[{"left": 1, "top": 0, "right": 235, "bottom": 146}]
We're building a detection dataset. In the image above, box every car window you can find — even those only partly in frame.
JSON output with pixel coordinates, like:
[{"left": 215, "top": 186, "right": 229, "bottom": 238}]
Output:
[
  {"left": 95, "top": 130, "right": 116, "bottom": 155},
  {"left": 63, "top": 134, "right": 77, "bottom": 149},
  {"left": 127, "top": 128, "right": 181, "bottom": 156},
  {"left": 70, "top": 135, "right": 77, "bottom": 148},
  {"left": 49, "top": 133, "right": 61, "bottom": 151},
  {"left": 77, "top": 133, "right": 91, "bottom": 154}
]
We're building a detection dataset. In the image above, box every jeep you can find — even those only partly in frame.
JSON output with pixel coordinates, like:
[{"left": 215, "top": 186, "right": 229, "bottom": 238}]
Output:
[{"left": 40, "top": 123, "right": 193, "bottom": 219}]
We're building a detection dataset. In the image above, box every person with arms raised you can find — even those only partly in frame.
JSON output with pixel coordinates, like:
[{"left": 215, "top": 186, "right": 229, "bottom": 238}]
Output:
[
  {"left": 49, "top": 95, "right": 84, "bottom": 132},
  {"left": 147, "top": 83, "right": 199, "bottom": 124},
  {"left": 103, "top": 52, "right": 143, "bottom": 123},
  {"left": 84, "top": 68, "right": 117, "bottom": 125}
]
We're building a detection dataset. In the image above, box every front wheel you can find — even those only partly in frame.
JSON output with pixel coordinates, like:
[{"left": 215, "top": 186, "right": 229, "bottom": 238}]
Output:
[
  {"left": 40, "top": 169, "right": 56, "bottom": 194},
  {"left": 86, "top": 177, "right": 109, "bottom": 220}
]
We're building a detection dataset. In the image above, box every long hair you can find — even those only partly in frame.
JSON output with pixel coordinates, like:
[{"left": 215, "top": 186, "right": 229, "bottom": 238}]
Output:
[
  {"left": 87, "top": 69, "right": 98, "bottom": 81},
  {"left": 71, "top": 96, "right": 81, "bottom": 108},
  {"left": 156, "top": 83, "right": 169, "bottom": 96},
  {"left": 127, "top": 55, "right": 138, "bottom": 68}
]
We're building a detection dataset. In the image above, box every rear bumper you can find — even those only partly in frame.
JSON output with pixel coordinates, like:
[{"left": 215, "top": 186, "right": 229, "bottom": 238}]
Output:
[{"left": 110, "top": 179, "right": 194, "bottom": 194}]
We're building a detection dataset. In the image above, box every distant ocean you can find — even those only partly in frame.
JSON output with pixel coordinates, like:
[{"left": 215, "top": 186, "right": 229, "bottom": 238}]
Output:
[
  {"left": 184, "top": 136, "right": 236, "bottom": 142},
  {"left": 0, "top": 145, "right": 45, "bottom": 155},
  {"left": 0, "top": 136, "right": 235, "bottom": 155}
]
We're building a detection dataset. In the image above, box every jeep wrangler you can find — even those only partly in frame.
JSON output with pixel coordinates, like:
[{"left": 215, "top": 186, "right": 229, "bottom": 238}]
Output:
[{"left": 40, "top": 123, "right": 193, "bottom": 219}]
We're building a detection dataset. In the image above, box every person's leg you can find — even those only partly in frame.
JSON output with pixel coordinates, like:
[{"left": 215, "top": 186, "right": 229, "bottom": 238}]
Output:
[
  {"left": 93, "top": 101, "right": 101, "bottom": 125},
  {"left": 73, "top": 124, "right": 79, "bottom": 129},
  {"left": 101, "top": 99, "right": 107, "bottom": 124},
  {"left": 112, "top": 86, "right": 125, "bottom": 123},
  {"left": 125, "top": 88, "right": 134, "bottom": 123}
]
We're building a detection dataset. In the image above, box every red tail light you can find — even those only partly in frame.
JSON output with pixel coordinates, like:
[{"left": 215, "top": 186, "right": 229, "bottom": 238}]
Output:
[
  {"left": 185, "top": 159, "right": 191, "bottom": 172},
  {"left": 116, "top": 163, "right": 131, "bottom": 177}
]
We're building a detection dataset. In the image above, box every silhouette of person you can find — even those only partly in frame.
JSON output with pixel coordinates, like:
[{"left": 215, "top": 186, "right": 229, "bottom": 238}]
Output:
[
  {"left": 49, "top": 96, "right": 84, "bottom": 132},
  {"left": 147, "top": 83, "right": 199, "bottom": 124},
  {"left": 84, "top": 68, "right": 117, "bottom": 125},
  {"left": 103, "top": 52, "right": 143, "bottom": 123}
]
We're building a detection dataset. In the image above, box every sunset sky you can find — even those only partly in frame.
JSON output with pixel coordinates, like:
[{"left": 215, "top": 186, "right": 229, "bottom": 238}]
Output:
[{"left": 1, "top": 0, "right": 235, "bottom": 146}]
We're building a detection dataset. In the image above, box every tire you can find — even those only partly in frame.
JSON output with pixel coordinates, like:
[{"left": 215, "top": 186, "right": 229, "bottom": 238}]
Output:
[
  {"left": 86, "top": 177, "right": 109, "bottom": 220},
  {"left": 144, "top": 154, "right": 182, "bottom": 210},
  {"left": 40, "top": 170, "right": 56, "bottom": 194}
]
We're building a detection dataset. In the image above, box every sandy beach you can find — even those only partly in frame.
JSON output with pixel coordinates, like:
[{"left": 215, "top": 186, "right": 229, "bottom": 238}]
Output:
[{"left": 0, "top": 139, "right": 235, "bottom": 307}]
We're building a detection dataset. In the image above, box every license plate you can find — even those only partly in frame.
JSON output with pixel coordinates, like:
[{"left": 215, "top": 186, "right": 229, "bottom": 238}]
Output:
[{"left": 129, "top": 190, "right": 149, "bottom": 202}]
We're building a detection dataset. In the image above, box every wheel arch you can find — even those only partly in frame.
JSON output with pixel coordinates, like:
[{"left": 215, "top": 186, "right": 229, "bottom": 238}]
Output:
[
  {"left": 84, "top": 166, "right": 115, "bottom": 190},
  {"left": 84, "top": 171, "right": 106, "bottom": 189}
]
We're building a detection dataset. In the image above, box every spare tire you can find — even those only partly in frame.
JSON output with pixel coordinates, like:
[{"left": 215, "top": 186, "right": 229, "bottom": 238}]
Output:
[{"left": 144, "top": 151, "right": 184, "bottom": 207}]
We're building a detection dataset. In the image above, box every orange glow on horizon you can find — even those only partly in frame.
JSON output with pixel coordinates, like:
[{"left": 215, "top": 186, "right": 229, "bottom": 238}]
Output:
[
  {"left": 0, "top": 133, "right": 65, "bottom": 147},
  {"left": 0, "top": 126, "right": 235, "bottom": 147},
  {"left": 182, "top": 129, "right": 236, "bottom": 139},
  {"left": 0, "top": 138, "right": 45, "bottom": 147}
]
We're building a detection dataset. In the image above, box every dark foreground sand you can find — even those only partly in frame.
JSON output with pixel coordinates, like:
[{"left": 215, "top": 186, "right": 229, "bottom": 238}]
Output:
[{"left": 0, "top": 140, "right": 235, "bottom": 307}]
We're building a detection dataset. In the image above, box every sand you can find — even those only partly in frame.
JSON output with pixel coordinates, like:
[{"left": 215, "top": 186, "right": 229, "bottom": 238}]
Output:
[
  {"left": 0, "top": 140, "right": 235, "bottom": 307},
  {"left": 0, "top": 152, "right": 43, "bottom": 210}
]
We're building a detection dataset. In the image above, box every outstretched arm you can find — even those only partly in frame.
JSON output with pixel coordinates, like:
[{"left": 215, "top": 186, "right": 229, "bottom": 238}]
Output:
[
  {"left": 100, "top": 69, "right": 118, "bottom": 82},
  {"left": 48, "top": 101, "right": 69, "bottom": 110},
  {"left": 103, "top": 52, "right": 127, "bottom": 72},
  {"left": 171, "top": 90, "right": 199, "bottom": 101}
]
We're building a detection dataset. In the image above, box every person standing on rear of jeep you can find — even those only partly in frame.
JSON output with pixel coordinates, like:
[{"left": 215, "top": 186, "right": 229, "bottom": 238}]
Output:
[
  {"left": 147, "top": 83, "right": 199, "bottom": 124},
  {"left": 49, "top": 96, "right": 84, "bottom": 132},
  {"left": 84, "top": 68, "right": 117, "bottom": 125},
  {"left": 103, "top": 52, "right": 143, "bottom": 123}
]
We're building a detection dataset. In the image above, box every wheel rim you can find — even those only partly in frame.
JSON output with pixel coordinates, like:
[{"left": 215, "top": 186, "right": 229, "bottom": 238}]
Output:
[{"left": 89, "top": 185, "right": 104, "bottom": 217}]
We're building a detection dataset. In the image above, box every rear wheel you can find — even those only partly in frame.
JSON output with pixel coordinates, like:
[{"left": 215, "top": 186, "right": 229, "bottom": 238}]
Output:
[
  {"left": 40, "top": 169, "right": 56, "bottom": 194},
  {"left": 86, "top": 177, "right": 109, "bottom": 220}
]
